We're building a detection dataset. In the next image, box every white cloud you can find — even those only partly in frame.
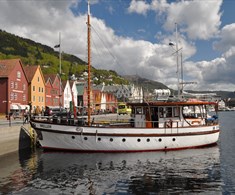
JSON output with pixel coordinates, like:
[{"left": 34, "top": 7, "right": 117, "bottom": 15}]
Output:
[
  {"left": 128, "top": 0, "right": 150, "bottom": 15},
  {"left": 213, "top": 24, "right": 235, "bottom": 52},
  {"left": 0, "top": 0, "right": 235, "bottom": 91},
  {"left": 163, "top": 0, "right": 222, "bottom": 40}
]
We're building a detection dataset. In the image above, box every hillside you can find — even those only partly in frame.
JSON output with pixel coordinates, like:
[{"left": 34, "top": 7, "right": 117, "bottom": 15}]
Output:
[
  {"left": 123, "top": 75, "right": 171, "bottom": 93},
  {"left": 0, "top": 29, "right": 128, "bottom": 85}
]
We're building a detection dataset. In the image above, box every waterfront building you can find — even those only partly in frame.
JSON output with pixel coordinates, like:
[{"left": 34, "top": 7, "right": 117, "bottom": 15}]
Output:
[
  {"left": 0, "top": 59, "right": 28, "bottom": 115},
  {"left": 44, "top": 74, "right": 62, "bottom": 107},
  {"left": 23, "top": 65, "right": 45, "bottom": 113}
]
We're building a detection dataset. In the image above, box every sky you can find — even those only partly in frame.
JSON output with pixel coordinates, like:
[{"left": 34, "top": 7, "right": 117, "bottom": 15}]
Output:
[{"left": 0, "top": 0, "right": 235, "bottom": 92}]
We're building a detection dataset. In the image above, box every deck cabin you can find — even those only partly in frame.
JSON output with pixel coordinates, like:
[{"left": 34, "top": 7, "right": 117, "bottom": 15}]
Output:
[{"left": 128, "top": 101, "right": 218, "bottom": 128}]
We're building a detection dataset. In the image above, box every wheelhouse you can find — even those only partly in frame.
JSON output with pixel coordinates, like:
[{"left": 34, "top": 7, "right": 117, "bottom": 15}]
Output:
[{"left": 128, "top": 101, "right": 218, "bottom": 128}]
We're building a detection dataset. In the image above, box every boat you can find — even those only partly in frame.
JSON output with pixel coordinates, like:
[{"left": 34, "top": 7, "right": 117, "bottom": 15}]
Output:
[{"left": 30, "top": 1, "right": 220, "bottom": 152}]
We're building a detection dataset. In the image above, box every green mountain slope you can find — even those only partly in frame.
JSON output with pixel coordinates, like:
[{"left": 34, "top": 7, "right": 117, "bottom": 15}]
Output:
[{"left": 0, "top": 29, "right": 128, "bottom": 85}]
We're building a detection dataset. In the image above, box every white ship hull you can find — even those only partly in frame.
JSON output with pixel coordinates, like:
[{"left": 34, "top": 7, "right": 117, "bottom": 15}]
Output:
[{"left": 31, "top": 121, "right": 220, "bottom": 152}]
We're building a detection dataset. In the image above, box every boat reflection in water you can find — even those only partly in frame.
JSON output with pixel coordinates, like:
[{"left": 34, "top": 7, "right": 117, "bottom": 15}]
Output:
[{"left": 26, "top": 146, "right": 221, "bottom": 194}]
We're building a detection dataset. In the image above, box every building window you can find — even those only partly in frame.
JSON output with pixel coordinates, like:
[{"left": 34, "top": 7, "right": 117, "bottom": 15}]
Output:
[
  {"left": 17, "top": 71, "right": 21, "bottom": 79},
  {"left": 23, "top": 94, "right": 26, "bottom": 101},
  {"left": 11, "top": 81, "right": 14, "bottom": 88},
  {"left": 10, "top": 93, "right": 14, "bottom": 100},
  {"left": 33, "top": 86, "right": 35, "bottom": 91},
  {"left": 14, "top": 82, "right": 18, "bottom": 89},
  {"left": 14, "top": 93, "right": 17, "bottom": 100},
  {"left": 42, "top": 88, "right": 44, "bottom": 93},
  {"left": 39, "top": 96, "right": 41, "bottom": 102},
  {"left": 41, "top": 97, "right": 44, "bottom": 102},
  {"left": 38, "top": 77, "right": 40, "bottom": 82},
  {"left": 33, "top": 96, "right": 35, "bottom": 102},
  {"left": 39, "top": 87, "right": 40, "bottom": 92},
  {"left": 23, "top": 84, "right": 26, "bottom": 91}
]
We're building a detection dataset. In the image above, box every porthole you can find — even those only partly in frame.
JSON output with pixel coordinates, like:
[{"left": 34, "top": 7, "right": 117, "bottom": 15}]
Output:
[
  {"left": 110, "top": 138, "right": 113, "bottom": 142},
  {"left": 98, "top": 137, "right": 101, "bottom": 141},
  {"left": 137, "top": 138, "right": 141, "bottom": 142},
  {"left": 146, "top": 138, "right": 150, "bottom": 142},
  {"left": 84, "top": 137, "right": 88, "bottom": 140},
  {"left": 158, "top": 138, "right": 162, "bottom": 142},
  {"left": 172, "top": 138, "right": 176, "bottom": 141},
  {"left": 122, "top": 138, "right": 126, "bottom": 142},
  {"left": 71, "top": 136, "right": 75, "bottom": 139}
]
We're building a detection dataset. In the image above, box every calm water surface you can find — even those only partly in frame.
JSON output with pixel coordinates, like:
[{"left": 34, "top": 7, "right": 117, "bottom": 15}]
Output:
[{"left": 0, "top": 112, "right": 235, "bottom": 194}]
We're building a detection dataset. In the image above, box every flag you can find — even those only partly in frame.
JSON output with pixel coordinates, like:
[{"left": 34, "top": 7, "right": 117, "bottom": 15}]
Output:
[{"left": 54, "top": 44, "right": 60, "bottom": 48}]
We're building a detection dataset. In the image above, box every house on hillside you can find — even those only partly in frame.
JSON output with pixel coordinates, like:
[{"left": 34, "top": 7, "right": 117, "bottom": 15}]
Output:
[
  {"left": 44, "top": 74, "right": 62, "bottom": 107},
  {"left": 0, "top": 59, "right": 28, "bottom": 115},
  {"left": 23, "top": 65, "right": 45, "bottom": 113}
]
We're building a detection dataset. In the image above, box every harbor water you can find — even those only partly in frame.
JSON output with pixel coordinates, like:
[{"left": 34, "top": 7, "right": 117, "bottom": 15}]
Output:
[{"left": 0, "top": 111, "right": 235, "bottom": 194}]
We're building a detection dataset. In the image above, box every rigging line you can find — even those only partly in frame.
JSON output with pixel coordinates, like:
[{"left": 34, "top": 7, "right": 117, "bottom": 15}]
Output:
[
  {"left": 90, "top": 32, "right": 103, "bottom": 66},
  {"left": 90, "top": 25, "right": 124, "bottom": 69}
]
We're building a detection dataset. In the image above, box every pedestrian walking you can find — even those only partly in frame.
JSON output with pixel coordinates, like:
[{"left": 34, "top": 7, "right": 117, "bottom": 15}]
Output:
[{"left": 23, "top": 107, "right": 29, "bottom": 124}]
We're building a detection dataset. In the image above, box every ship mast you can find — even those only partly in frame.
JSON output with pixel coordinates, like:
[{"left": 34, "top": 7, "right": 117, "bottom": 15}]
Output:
[{"left": 87, "top": 0, "right": 91, "bottom": 126}]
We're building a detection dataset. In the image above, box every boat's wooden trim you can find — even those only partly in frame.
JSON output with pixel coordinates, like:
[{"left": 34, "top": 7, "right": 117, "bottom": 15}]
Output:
[
  {"left": 128, "top": 101, "right": 218, "bottom": 107},
  {"left": 32, "top": 124, "right": 220, "bottom": 137}
]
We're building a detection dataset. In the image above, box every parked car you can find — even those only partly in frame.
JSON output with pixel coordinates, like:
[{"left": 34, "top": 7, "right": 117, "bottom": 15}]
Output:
[{"left": 44, "top": 106, "right": 66, "bottom": 117}]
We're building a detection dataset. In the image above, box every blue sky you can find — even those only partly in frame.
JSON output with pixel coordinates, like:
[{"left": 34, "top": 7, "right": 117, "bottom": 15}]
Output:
[{"left": 0, "top": 0, "right": 235, "bottom": 91}]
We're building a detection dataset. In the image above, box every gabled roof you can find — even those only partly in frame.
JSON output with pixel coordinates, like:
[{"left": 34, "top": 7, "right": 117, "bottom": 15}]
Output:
[
  {"left": 0, "top": 58, "right": 23, "bottom": 78},
  {"left": 23, "top": 65, "right": 38, "bottom": 83},
  {"left": 44, "top": 73, "right": 61, "bottom": 87},
  {"left": 61, "top": 80, "right": 68, "bottom": 91},
  {"left": 69, "top": 80, "right": 75, "bottom": 88}
]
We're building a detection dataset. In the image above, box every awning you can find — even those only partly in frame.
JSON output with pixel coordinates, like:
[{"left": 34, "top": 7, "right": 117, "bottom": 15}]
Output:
[
  {"left": 10, "top": 104, "right": 19, "bottom": 110},
  {"left": 18, "top": 105, "right": 30, "bottom": 110}
]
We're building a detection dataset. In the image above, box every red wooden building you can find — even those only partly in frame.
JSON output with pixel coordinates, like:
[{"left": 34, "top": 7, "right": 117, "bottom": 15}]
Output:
[
  {"left": 0, "top": 59, "right": 28, "bottom": 115},
  {"left": 44, "top": 74, "right": 62, "bottom": 107}
]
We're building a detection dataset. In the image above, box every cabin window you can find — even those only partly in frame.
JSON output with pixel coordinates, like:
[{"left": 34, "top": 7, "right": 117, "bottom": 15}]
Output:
[
  {"left": 136, "top": 107, "right": 143, "bottom": 114},
  {"left": 166, "top": 107, "right": 173, "bottom": 117},
  {"left": 174, "top": 107, "right": 180, "bottom": 117},
  {"left": 159, "top": 107, "right": 164, "bottom": 118}
]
